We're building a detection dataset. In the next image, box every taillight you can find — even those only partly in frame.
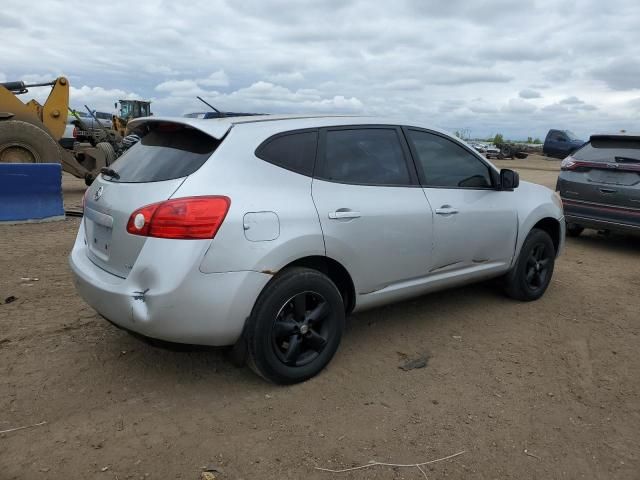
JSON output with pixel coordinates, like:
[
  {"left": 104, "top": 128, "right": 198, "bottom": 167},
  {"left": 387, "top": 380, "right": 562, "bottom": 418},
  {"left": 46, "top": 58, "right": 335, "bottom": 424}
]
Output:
[
  {"left": 126, "top": 196, "right": 231, "bottom": 240},
  {"left": 73, "top": 126, "right": 78, "bottom": 138},
  {"left": 560, "top": 156, "right": 577, "bottom": 170}
]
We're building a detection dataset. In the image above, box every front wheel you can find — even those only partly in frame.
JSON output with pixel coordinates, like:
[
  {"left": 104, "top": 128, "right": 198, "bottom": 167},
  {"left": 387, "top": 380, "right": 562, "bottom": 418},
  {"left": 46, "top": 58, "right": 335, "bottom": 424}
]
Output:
[
  {"left": 246, "top": 267, "right": 345, "bottom": 384},
  {"left": 504, "top": 228, "right": 556, "bottom": 301}
]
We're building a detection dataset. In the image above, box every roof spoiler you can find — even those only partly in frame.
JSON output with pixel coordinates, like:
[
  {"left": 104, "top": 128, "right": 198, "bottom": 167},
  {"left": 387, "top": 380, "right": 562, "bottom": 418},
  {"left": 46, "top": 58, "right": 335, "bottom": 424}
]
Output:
[
  {"left": 126, "top": 117, "right": 233, "bottom": 140},
  {"left": 590, "top": 134, "right": 640, "bottom": 142}
]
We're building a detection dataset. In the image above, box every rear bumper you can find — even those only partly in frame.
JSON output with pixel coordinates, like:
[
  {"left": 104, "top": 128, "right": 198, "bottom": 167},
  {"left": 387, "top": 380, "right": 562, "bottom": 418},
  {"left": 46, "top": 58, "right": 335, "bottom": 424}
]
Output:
[
  {"left": 565, "top": 214, "right": 640, "bottom": 233},
  {"left": 562, "top": 198, "right": 640, "bottom": 232},
  {"left": 69, "top": 228, "right": 271, "bottom": 346}
]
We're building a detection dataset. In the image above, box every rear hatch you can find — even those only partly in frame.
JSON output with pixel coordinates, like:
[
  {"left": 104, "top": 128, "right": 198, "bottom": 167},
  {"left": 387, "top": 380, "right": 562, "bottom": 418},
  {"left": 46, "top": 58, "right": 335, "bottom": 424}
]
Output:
[
  {"left": 558, "top": 135, "right": 640, "bottom": 223},
  {"left": 83, "top": 120, "right": 224, "bottom": 278}
]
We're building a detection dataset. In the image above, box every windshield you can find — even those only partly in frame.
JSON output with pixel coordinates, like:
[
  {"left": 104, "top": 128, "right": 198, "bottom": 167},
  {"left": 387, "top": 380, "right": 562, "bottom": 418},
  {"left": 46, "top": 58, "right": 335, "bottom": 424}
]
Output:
[
  {"left": 119, "top": 101, "right": 151, "bottom": 119},
  {"left": 573, "top": 138, "right": 640, "bottom": 163},
  {"left": 563, "top": 130, "right": 579, "bottom": 141}
]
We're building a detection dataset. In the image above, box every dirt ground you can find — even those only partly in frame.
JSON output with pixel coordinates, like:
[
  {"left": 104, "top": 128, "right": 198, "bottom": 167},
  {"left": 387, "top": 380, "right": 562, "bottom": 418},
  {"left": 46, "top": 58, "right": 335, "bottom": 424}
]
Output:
[{"left": 1, "top": 155, "right": 639, "bottom": 479}]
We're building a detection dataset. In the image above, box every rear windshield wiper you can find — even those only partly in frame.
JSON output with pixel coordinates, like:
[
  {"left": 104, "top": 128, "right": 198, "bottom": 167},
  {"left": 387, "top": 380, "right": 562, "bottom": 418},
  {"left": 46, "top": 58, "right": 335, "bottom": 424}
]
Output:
[
  {"left": 100, "top": 167, "right": 120, "bottom": 179},
  {"left": 615, "top": 156, "right": 640, "bottom": 163}
]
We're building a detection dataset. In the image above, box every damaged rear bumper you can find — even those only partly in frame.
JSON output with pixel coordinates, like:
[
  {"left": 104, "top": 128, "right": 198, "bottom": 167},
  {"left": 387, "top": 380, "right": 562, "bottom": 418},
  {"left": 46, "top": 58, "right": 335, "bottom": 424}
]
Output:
[{"left": 69, "top": 229, "right": 270, "bottom": 346}]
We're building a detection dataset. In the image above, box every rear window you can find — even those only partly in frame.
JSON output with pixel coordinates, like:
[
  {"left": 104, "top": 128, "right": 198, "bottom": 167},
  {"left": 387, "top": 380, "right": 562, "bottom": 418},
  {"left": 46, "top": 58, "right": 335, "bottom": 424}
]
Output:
[
  {"left": 574, "top": 138, "right": 640, "bottom": 163},
  {"left": 105, "top": 123, "right": 220, "bottom": 183}
]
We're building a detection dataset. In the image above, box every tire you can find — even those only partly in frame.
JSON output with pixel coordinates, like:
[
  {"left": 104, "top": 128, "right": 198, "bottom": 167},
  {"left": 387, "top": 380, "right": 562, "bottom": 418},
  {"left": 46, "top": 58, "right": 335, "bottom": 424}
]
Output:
[
  {"left": 566, "top": 223, "right": 584, "bottom": 237},
  {"left": 0, "top": 119, "right": 62, "bottom": 164},
  {"left": 501, "top": 145, "right": 513, "bottom": 158},
  {"left": 246, "top": 267, "right": 345, "bottom": 384},
  {"left": 504, "top": 228, "right": 556, "bottom": 301},
  {"left": 96, "top": 142, "right": 116, "bottom": 165}
]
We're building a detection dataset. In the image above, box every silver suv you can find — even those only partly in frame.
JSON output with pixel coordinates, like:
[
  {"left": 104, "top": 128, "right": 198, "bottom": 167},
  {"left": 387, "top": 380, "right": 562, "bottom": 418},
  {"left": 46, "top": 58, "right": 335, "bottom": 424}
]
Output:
[{"left": 70, "top": 115, "right": 565, "bottom": 384}]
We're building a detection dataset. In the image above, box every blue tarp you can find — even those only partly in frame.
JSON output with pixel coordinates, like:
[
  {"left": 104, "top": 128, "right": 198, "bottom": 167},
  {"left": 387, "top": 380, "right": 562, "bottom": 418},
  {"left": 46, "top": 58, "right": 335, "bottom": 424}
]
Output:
[{"left": 0, "top": 163, "right": 64, "bottom": 222}]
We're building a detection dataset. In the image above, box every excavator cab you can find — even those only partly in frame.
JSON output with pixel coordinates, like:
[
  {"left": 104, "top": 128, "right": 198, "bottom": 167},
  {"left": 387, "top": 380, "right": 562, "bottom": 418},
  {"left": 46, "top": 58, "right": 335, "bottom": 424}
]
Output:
[
  {"left": 112, "top": 100, "right": 151, "bottom": 137},
  {"left": 117, "top": 100, "right": 151, "bottom": 120}
]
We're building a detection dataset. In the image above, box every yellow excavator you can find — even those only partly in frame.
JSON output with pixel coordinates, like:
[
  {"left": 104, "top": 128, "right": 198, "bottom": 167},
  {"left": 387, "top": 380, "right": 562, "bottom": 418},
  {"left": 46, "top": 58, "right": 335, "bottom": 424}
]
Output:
[{"left": 1, "top": 77, "right": 116, "bottom": 184}]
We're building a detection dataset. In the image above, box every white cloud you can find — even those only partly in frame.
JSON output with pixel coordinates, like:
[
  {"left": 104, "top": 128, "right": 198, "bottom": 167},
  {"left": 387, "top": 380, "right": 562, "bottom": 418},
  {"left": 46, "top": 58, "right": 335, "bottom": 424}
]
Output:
[
  {"left": 504, "top": 98, "right": 537, "bottom": 114},
  {"left": 155, "top": 79, "right": 206, "bottom": 96},
  {"left": 519, "top": 89, "right": 542, "bottom": 99},
  {"left": 198, "top": 70, "right": 229, "bottom": 88},
  {"left": 267, "top": 71, "right": 305, "bottom": 84},
  {"left": 18, "top": 84, "right": 142, "bottom": 114},
  {"left": 1, "top": 0, "right": 639, "bottom": 139},
  {"left": 560, "top": 96, "right": 584, "bottom": 105},
  {"left": 144, "top": 64, "right": 182, "bottom": 76},
  {"left": 385, "top": 79, "right": 424, "bottom": 91}
]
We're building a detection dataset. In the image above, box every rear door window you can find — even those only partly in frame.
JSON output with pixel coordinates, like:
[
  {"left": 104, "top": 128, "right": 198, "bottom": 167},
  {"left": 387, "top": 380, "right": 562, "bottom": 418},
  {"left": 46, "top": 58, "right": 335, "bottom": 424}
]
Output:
[
  {"left": 256, "top": 130, "right": 318, "bottom": 176},
  {"left": 317, "top": 128, "right": 412, "bottom": 186},
  {"left": 105, "top": 122, "right": 220, "bottom": 183}
]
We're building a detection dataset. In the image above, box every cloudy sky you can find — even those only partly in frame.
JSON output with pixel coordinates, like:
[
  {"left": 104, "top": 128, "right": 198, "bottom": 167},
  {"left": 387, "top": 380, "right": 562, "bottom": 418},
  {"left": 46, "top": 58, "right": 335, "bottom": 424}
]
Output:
[{"left": 2, "top": 0, "right": 639, "bottom": 139}]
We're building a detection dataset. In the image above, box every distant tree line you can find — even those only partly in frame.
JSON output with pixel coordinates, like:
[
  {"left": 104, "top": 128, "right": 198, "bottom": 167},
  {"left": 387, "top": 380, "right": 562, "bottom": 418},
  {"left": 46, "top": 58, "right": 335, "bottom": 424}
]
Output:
[
  {"left": 455, "top": 130, "right": 543, "bottom": 144},
  {"left": 484, "top": 133, "right": 542, "bottom": 144}
]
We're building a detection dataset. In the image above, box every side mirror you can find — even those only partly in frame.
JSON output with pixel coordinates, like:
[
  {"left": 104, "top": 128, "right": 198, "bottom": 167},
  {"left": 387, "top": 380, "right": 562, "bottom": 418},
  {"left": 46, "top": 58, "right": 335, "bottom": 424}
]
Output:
[{"left": 500, "top": 169, "right": 519, "bottom": 190}]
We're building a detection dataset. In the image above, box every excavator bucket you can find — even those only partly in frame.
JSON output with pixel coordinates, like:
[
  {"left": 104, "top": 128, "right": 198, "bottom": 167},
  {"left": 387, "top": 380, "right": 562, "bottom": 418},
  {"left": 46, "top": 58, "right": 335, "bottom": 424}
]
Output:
[{"left": 0, "top": 76, "right": 111, "bottom": 184}]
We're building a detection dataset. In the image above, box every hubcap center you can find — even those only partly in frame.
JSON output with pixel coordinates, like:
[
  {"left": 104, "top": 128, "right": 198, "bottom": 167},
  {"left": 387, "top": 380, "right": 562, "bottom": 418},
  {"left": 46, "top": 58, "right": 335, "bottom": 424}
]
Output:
[{"left": 299, "top": 324, "right": 309, "bottom": 335}]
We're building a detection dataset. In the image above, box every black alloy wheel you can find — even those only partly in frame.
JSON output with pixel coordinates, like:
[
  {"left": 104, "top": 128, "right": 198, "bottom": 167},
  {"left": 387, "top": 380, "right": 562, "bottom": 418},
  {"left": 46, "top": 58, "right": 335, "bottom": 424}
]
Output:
[
  {"left": 271, "top": 291, "right": 332, "bottom": 367},
  {"left": 504, "top": 228, "right": 556, "bottom": 301},
  {"left": 246, "top": 267, "right": 345, "bottom": 384},
  {"left": 525, "top": 243, "right": 551, "bottom": 292}
]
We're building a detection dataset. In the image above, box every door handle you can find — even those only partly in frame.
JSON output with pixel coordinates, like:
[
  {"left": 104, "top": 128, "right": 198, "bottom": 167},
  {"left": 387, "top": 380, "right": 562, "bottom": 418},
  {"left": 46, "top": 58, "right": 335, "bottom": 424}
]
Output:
[
  {"left": 328, "top": 210, "right": 361, "bottom": 219},
  {"left": 435, "top": 205, "right": 459, "bottom": 215},
  {"left": 599, "top": 188, "right": 616, "bottom": 194}
]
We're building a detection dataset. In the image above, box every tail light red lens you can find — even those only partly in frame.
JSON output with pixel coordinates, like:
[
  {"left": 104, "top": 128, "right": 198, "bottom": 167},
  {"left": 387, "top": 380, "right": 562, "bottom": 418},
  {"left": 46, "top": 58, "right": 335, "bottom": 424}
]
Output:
[
  {"left": 72, "top": 126, "right": 78, "bottom": 138},
  {"left": 126, "top": 196, "right": 231, "bottom": 240},
  {"left": 561, "top": 156, "right": 640, "bottom": 172}
]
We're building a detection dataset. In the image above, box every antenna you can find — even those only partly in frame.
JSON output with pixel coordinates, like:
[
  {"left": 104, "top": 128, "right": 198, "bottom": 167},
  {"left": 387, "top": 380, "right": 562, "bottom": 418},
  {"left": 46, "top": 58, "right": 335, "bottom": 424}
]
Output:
[{"left": 196, "top": 96, "right": 224, "bottom": 116}]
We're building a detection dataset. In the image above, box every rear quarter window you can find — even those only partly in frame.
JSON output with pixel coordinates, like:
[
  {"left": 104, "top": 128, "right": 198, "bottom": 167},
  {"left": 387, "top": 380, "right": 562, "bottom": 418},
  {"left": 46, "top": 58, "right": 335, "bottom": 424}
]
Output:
[
  {"left": 255, "top": 129, "right": 318, "bottom": 177},
  {"left": 105, "top": 122, "right": 220, "bottom": 183}
]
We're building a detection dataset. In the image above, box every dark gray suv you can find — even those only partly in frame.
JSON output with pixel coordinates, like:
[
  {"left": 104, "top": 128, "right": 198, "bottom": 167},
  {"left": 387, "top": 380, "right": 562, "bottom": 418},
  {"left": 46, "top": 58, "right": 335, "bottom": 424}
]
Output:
[{"left": 556, "top": 134, "right": 640, "bottom": 236}]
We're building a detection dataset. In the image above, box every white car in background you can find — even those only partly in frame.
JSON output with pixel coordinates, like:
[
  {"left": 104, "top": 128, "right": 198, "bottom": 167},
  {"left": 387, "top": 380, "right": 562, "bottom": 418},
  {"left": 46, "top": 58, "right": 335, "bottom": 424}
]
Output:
[
  {"left": 60, "top": 110, "right": 113, "bottom": 149},
  {"left": 484, "top": 144, "right": 501, "bottom": 158}
]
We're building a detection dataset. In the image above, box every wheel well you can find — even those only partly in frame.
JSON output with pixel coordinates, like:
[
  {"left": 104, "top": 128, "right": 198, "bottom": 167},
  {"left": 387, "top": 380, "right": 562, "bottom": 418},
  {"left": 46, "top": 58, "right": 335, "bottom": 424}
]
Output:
[
  {"left": 533, "top": 217, "right": 560, "bottom": 254},
  {"left": 283, "top": 256, "right": 356, "bottom": 314}
]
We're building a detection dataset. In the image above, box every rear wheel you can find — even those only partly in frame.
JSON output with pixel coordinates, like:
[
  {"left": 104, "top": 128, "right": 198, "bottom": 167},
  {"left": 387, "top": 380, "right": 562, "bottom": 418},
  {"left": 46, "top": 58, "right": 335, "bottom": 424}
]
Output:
[
  {"left": 95, "top": 142, "right": 116, "bottom": 165},
  {"left": 566, "top": 223, "right": 584, "bottom": 237},
  {"left": 0, "top": 120, "right": 62, "bottom": 164},
  {"left": 504, "top": 228, "right": 555, "bottom": 301},
  {"left": 246, "top": 267, "right": 345, "bottom": 384}
]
